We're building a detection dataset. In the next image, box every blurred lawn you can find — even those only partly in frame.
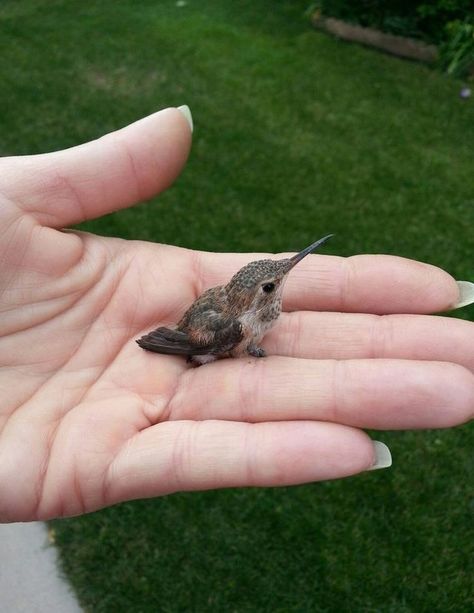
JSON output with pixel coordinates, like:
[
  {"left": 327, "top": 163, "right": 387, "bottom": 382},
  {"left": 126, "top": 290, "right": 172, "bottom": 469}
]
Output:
[{"left": 2, "top": 0, "right": 474, "bottom": 610}]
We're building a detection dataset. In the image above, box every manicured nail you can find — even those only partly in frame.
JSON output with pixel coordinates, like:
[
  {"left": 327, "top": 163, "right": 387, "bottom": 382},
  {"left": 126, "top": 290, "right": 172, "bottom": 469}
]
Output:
[
  {"left": 177, "top": 105, "right": 193, "bottom": 132},
  {"left": 367, "top": 441, "right": 392, "bottom": 471},
  {"left": 453, "top": 281, "right": 474, "bottom": 309}
]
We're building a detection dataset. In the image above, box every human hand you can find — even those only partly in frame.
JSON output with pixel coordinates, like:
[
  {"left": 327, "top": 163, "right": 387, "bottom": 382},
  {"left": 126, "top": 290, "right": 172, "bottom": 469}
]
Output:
[{"left": 1, "top": 107, "right": 473, "bottom": 522}]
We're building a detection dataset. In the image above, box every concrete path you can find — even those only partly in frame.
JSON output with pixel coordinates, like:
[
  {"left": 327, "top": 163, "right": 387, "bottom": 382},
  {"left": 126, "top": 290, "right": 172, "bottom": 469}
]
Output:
[{"left": 0, "top": 521, "right": 82, "bottom": 612}]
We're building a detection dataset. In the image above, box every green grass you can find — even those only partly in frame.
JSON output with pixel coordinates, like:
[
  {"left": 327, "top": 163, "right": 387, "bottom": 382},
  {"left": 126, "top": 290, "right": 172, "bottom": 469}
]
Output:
[{"left": 1, "top": 0, "right": 474, "bottom": 610}]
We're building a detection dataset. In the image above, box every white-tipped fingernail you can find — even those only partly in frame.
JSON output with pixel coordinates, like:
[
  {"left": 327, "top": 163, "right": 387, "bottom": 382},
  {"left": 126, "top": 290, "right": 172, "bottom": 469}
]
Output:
[
  {"left": 367, "top": 441, "right": 392, "bottom": 471},
  {"left": 453, "top": 281, "right": 474, "bottom": 309},
  {"left": 177, "top": 105, "right": 193, "bottom": 132}
]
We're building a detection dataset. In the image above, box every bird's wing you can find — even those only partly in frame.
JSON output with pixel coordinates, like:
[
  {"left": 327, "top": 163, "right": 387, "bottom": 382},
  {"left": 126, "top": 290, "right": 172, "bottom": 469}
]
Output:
[{"left": 136, "top": 311, "right": 243, "bottom": 356}]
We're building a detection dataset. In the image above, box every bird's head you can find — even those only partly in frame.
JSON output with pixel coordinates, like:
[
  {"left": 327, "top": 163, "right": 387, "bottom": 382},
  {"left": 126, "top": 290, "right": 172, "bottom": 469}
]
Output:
[{"left": 225, "top": 234, "right": 333, "bottom": 315}]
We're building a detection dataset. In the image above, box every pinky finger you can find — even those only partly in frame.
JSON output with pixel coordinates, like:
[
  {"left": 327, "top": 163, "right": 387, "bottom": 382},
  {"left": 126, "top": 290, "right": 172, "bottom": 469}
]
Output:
[{"left": 105, "top": 420, "right": 391, "bottom": 504}]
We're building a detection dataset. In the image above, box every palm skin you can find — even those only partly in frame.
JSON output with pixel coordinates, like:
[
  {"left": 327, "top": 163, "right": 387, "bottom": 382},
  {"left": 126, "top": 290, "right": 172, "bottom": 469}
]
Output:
[{"left": 0, "top": 108, "right": 473, "bottom": 523}]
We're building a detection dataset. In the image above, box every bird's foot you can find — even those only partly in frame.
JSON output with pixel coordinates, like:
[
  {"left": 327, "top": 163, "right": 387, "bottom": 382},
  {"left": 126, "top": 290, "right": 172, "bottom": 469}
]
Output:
[{"left": 247, "top": 345, "right": 266, "bottom": 358}]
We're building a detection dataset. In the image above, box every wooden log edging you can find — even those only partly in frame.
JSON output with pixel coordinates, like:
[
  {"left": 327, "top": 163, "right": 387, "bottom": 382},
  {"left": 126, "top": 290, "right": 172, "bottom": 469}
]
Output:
[{"left": 311, "top": 15, "right": 439, "bottom": 64}]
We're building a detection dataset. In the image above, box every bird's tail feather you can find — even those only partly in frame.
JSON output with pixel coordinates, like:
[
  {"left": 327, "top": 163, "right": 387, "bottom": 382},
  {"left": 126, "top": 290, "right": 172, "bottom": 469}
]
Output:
[{"left": 136, "top": 326, "right": 210, "bottom": 356}]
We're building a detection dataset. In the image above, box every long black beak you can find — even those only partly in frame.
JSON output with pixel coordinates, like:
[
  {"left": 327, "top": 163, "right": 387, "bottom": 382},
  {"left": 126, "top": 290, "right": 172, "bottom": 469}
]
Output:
[{"left": 287, "top": 234, "right": 334, "bottom": 270}]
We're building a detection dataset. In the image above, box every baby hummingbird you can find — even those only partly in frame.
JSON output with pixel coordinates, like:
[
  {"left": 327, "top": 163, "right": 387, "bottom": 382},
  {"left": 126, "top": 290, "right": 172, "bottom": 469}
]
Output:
[{"left": 137, "top": 234, "right": 333, "bottom": 365}]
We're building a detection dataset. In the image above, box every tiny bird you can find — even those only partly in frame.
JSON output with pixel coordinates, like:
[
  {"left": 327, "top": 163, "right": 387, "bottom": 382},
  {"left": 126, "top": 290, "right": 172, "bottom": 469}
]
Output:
[{"left": 136, "top": 234, "right": 333, "bottom": 365}]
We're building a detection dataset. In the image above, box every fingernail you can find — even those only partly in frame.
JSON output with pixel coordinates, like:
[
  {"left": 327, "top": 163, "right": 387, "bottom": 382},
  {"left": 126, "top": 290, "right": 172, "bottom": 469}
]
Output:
[
  {"left": 177, "top": 105, "right": 193, "bottom": 132},
  {"left": 367, "top": 441, "right": 392, "bottom": 471},
  {"left": 453, "top": 281, "right": 474, "bottom": 309}
]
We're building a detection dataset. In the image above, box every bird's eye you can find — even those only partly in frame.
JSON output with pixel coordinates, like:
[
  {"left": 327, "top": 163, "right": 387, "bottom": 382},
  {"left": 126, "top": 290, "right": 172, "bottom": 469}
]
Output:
[{"left": 262, "top": 282, "right": 275, "bottom": 293}]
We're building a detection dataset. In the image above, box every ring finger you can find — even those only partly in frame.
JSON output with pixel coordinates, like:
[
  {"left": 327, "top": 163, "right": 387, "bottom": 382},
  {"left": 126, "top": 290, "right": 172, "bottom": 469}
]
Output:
[{"left": 167, "top": 356, "right": 474, "bottom": 429}]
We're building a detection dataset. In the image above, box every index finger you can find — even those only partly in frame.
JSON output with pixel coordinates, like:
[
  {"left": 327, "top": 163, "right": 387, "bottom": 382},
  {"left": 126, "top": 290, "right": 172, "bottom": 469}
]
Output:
[{"left": 195, "top": 251, "right": 460, "bottom": 314}]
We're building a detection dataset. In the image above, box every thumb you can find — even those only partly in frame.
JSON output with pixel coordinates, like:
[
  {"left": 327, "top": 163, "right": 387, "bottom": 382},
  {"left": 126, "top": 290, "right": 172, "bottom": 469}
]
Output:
[{"left": 0, "top": 106, "right": 193, "bottom": 228}]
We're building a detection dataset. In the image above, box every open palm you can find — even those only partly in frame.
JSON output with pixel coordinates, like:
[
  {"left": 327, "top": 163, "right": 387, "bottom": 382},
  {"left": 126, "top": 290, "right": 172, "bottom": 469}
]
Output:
[{"left": 1, "top": 108, "right": 473, "bottom": 522}]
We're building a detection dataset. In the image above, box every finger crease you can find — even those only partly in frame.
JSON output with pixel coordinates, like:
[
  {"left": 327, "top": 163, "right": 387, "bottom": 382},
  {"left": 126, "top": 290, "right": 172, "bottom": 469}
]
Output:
[
  {"left": 340, "top": 257, "right": 356, "bottom": 312},
  {"left": 112, "top": 136, "right": 143, "bottom": 204},
  {"left": 331, "top": 359, "right": 347, "bottom": 423},
  {"left": 237, "top": 361, "right": 265, "bottom": 423}
]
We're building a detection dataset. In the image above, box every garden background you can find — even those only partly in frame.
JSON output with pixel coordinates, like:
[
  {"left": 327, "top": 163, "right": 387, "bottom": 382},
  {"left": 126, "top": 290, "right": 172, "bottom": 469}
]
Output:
[{"left": 1, "top": 0, "right": 473, "bottom": 610}]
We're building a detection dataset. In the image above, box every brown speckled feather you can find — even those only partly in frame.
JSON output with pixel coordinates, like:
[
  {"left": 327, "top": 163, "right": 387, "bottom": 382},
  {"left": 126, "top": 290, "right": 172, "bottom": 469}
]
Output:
[{"left": 137, "top": 286, "right": 244, "bottom": 356}]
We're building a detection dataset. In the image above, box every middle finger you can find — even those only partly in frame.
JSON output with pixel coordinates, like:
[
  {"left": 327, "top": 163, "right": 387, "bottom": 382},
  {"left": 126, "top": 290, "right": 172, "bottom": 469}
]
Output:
[{"left": 264, "top": 312, "right": 474, "bottom": 371}]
